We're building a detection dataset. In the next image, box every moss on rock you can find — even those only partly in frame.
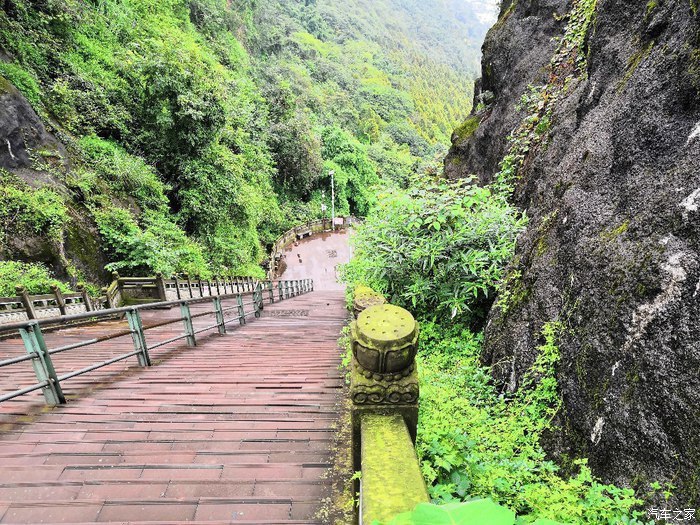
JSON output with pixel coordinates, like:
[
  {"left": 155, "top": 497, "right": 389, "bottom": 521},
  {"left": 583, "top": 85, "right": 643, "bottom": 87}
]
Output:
[{"left": 452, "top": 115, "right": 481, "bottom": 144}]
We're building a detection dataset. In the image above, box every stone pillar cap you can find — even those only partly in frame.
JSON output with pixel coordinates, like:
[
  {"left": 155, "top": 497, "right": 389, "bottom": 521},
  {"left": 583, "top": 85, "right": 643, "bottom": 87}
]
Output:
[{"left": 356, "top": 304, "right": 416, "bottom": 348}]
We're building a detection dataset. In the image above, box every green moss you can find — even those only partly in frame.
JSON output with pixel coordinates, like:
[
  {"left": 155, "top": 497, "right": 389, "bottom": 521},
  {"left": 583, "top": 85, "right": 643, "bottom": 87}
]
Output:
[
  {"left": 688, "top": 47, "right": 700, "bottom": 93},
  {"left": 0, "top": 75, "right": 12, "bottom": 94},
  {"left": 646, "top": 0, "right": 658, "bottom": 18},
  {"left": 622, "top": 366, "right": 641, "bottom": 403},
  {"left": 532, "top": 210, "right": 559, "bottom": 257},
  {"left": 496, "top": 266, "right": 530, "bottom": 316},
  {"left": 599, "top": 220, "right": 630, "bottom": 241},
  {"left": 493, "top": 1, "right": 517, "bottom": 31},
  {"left": 617, "top": 41, "right": 655, "bottom": 93},
  {"left": 361, "top": 414, "right": 429, "bottom": 524},
  {"left": 452, "top": 115, "right": 481, "bottom": 143}
]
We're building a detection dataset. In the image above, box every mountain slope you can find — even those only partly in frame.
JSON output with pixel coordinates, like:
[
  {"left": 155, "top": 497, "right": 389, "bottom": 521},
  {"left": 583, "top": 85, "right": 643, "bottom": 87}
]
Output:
[{"left": 0, "top": 0, "right": 489, "bottom": 291}]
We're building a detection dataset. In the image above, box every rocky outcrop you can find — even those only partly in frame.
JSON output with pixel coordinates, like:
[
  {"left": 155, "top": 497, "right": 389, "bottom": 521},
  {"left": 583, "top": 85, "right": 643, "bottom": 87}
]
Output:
[
  {"left": 0, "top": 76, "right": 66, "bottom": 172},
  {"left": 448, "top": 0, "right": 700, "bottom": 509},
  {"left": 0, "top": 73, "right": 107, "bottom": 282}
]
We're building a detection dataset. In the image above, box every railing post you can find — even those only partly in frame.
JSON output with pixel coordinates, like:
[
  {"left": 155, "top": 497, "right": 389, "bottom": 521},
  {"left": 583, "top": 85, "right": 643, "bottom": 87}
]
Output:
[
  {"left": 237, "top": 294, "right": 246, "bottom": 325},
  {"left": 101, "top": 287, "right": 113, "bottom": 309},
  {"left": 222, "top": 276, "right": 229, "bottom": 295},
  {"left": 213, "top": 297, "right": 226, "bottom": 335},
  {"left": 51, "top": 285, "right": 67, "bottom": 315},
  {"left": 350, "top": 299, "right": 420, "bottom": 467},
  {"left": 16, "top": 285, "right": 37, "bottom": 320},
  {"left": 214, "top": 275, "right": 221, "bottom": 296},
  {"left": 126, "top": 308, "right": 151, "bottom": 367},
  {"left": 197, "top": 275, "right": 204, "bottom": 298},
  {"left": 19, "top": 323, "right": 66, "bottom": 405},
  {"left": 254, "top": 284, "right": 261, "bottom": 318},
  {"left": 78, "top": 283, "right": 93, "bottom": 312},
  {"left": 184, "top": 273, "right": 194, "bottom": 299},
  {"left": 155, "top": 272, "right": 168, "bottom": 301},
  {"left": 311, "top": 279, "right": 314, "bottom": 292},
  {"left": 173, "top": 275, "right": 182, "bottom": 300},
  {"left": 278, "top": 281, "right": 284, "bottom": 301},
  {"left": 180, "top": 302, "right": 196, "bottom": 346},
  {"left": 268, "top": 281, "right": 274, "bottom": 304}
]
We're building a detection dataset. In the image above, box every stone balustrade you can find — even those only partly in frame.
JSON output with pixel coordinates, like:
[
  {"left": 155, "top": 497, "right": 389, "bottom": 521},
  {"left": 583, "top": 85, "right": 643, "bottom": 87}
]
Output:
[{"left": 349, "top": 287, "right": 429, "bottom": 524}]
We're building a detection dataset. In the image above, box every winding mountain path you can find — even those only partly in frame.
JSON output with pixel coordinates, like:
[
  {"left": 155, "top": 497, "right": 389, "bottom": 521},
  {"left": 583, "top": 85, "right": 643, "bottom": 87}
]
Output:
[{"left": 0, "top": 232, "right": 352, "bottom": 524}]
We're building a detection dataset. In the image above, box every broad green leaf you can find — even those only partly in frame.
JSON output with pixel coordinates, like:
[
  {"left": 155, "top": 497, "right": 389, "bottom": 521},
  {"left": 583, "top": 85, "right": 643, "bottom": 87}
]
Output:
[{"left": 388, "top": 499, "right": 515, "bottom": 525}]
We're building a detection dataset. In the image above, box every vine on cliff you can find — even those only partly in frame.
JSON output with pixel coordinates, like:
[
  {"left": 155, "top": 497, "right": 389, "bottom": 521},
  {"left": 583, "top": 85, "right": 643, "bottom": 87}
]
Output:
[{"left": 494, "top": 0, "right": 599, "bottom": 191}]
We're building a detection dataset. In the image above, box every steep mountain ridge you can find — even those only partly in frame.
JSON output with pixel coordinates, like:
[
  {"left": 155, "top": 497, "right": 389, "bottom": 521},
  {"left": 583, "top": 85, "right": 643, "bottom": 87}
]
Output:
[{"left": 447, "top": 0, "right": 700, "bottom": 508}]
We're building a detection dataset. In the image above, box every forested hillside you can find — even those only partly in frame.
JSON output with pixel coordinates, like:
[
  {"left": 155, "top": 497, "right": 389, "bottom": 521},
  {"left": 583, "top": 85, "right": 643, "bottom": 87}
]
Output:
[{"left": 0, "top": 0, "right": 493, "bottom": 292}]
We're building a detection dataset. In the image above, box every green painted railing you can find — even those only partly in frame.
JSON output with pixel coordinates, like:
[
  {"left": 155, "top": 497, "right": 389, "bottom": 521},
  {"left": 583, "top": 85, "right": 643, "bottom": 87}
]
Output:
[{"left": 0, "top": 278, "right": 313, "bottom": 406}]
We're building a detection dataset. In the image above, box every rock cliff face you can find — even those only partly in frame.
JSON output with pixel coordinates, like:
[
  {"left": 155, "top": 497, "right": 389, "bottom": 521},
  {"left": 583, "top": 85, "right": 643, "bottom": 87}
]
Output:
[
  {"left": 0, "top": 76, "right": 106, "bottom": 281},
  {"left": 447, "top": 0, "right": 700, "bottom": 509}
]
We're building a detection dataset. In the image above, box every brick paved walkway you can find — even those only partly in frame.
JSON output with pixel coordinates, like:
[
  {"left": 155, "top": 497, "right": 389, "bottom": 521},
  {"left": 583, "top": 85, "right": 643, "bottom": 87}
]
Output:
[{"left": 0, "top": 290, "right": 348, "bottom": 524}]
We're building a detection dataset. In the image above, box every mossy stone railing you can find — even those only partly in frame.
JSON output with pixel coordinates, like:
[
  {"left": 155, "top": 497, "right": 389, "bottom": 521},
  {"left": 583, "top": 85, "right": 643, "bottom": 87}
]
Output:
[
  {"left": 361, "top": 414, "right": 429, "bottom": 524},
  {"left": 0, "top": 274, "right": 261, "bottom": 327},
  {"left": 350, "top": 288, "right": 429, "bottom": 524}
]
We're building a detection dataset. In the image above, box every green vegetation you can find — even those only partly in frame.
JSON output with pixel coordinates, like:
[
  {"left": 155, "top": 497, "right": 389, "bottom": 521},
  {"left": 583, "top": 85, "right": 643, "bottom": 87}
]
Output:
[
  {"left": 341, "top": 177, "right": 526, "bottom": 322},
  {"left": 345, "top": 249, "right": 651, "bottom": 523},
  {"left": 0, "top": 0, "right": 488, "bottom": 291},
  {"left": 0, "top": 172, "right": 68, "bottom": 248},
  {"left": 342, "top": 1, "right": 654, "bottom": 518},
  {"left": 0, "top": 261, "right": 69, "bottom": 296},
  {"left": 0, "top": 62, "right": 41, "bottom": 106}
]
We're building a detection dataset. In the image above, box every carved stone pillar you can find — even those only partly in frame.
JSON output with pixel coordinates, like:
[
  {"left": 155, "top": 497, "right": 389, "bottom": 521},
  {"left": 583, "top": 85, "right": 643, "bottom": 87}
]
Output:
[
  {"left": 350, "top": 303, "right": 420, "bottom": 469},
  {"left": 352, "top": 285, "right": 387, "bottom": 318}
]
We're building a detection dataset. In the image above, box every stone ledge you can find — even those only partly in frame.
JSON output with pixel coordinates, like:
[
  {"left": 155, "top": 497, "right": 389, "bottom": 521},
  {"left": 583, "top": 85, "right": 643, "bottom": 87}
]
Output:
[{"left": 360, "top": 414, "right": 429, "bottom": 525}]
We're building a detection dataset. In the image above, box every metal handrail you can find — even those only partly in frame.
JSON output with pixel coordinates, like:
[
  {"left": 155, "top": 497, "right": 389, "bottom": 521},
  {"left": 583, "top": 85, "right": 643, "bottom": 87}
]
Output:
[{"left": 0, "top": 279, "right": 314, "bottom": 406}]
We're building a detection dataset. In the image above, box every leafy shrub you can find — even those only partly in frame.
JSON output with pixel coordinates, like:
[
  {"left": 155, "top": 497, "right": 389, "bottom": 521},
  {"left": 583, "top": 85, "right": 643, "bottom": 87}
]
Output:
[
  {"left": 415, "top": 321, "right": 650, "bottom": 524},
  {"left": 92, "top": 207, "right": 210, "bottom": 278},
  {"left": 0, "top": 179, "right": 68, "bottom": 244},
  {"left": 0, "top": 62, "right": 42, "bottom": 108},
  {"left": 79, "top": 136, "right": 169, "bottom": 211},
  {"left": 341, "top": 177, "right": 526, "bottom": 322},
  {"left": 0, "top": 261, "right": 70, "bottom": 296}
]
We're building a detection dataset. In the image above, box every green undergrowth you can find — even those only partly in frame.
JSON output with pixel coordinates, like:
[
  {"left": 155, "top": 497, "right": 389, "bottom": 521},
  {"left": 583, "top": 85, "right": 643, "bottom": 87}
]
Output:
[
  {"left": 414, "top": 321, "right": 652, "bottom": 524},
  {"left": 492, "top": 0, "right": 598, "bottom": 192},
  {"left": 0, "top": 261, "right": 70, "bottom": 296},
  {"left": 0, "top": 171, "right": 68, "bottom": 248}
]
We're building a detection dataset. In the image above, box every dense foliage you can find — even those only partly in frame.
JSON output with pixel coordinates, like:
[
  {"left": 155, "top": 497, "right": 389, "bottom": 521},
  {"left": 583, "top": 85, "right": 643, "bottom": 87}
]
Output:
[
  {"left": 342, "top": 176, "right": 653, "bottom": 522},
  {"left": 0, "top": 261, "right": 69, "bottom": 296},
  {"left": 0, "top": 0, "right": 488, "bottom": 288},
  {"left": 342, "top": 177, "right": 526, "bottom": 322}
]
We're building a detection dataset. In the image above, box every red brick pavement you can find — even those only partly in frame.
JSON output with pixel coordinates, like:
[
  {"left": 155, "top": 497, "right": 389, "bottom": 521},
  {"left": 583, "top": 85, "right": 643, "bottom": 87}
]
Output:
[{"left": 0, "top": 291, "right": 348, "bottom": 524}]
